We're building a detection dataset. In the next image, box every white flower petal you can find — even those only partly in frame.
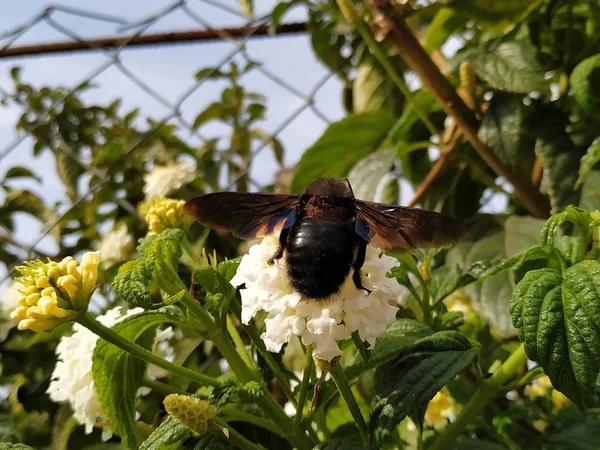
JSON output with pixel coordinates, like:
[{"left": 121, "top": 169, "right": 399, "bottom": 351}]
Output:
[
  {"left": 47, "top": 306, "right": 173, "bottom": 436},
  {"left": 143, "top": 160, "right": 196, "bottom": 199},
  {"left": 232, "top": 237, "right": 401, "bottom": 361}
]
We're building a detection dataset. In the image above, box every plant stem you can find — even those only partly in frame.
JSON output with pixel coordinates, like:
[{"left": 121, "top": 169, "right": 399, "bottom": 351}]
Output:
[
  {"left": 215, "top": 418, "right": 268, "bottom": 450},
  {"left": 230, "top": 301, "right": 297, "bottom": 407},
  {"left": 330, "top": 362, "right": 370, "bottom": 450},
  {"left": 218, "top": 405, "right": 288, "bottom": 440},
  {"left": 226, "top": 314, "right": 256, "bottom": 370},
  {"left": 352, "top": 331, "right": 371, "bottom": 363},
  {"left": 180, "top": 294, "right": 315, "bottom": 450},
  {"left": 335, "top": 0, "right": 439, "bottom": 137},
  {"left": 77, "top": 312, "right": 221, "bottom": 387},
  {"left": 142, "top": 377, "right": 188, "bottom": 396},
  {"left": 295, "top": 346, "right": 314, "bottom": 428},
  {"left": 361, "top": 0, "right": 550, "bottom": 219},
  {"left": 428, "top": 344, "right": 527, "bottom": 450}
]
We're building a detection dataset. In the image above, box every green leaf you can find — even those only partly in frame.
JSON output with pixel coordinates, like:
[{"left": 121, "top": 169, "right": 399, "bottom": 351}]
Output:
[
  {"left": 423, "top": 8, "right": 469, "bottom": 53},
  {"left": 535, "top": 113, "right": 583, "bottom": 213},
  {"left": 580, "top": 170, "right": 600, "bottom": 211},
  {"left": 2, "top": 166, "right": 40, "bottom": 183},
  {"left": 461, "top": 38, "right": 548, "bottom": 93},
  {"left": 251, "top": 128, "right": 284, "bottom": 166},
  {"left": 449, "top": 438, "right": 506, "bottom": 450},
  {"left": 447, "top": 215, "right": 545, "bottom": 337},
  {"left": 3, "top": 189, "right": 45, "bottom": 218},
  {"left": 352, "top": 61, "right": 404, "bottom": 113},
  {"left": 291, "top": 111, "right": 395, "bottom": 193},
  {"left": 347, "top": 148, "right": 397, "bottom": 201},
  {"left": 365, "top": 319, "right": 433, "bottom": 369},
  {"left": 451, "top": 0, "right": 543, "bottom": 31},
  {"left": 570, "top": 53, "right": 600, "bottom": 118},
  {"left": 524, "top": 415, "right": 600, "bottom": 450},
  {"left": 193, "top": 432, "right": 235, "bottom": 449},
  {"left": 478, "top": 93, "right": 534, "bottom": 171},
  {"left": 113, "top": 229, "right": 186, "bottom": 309},
  {"left": 370, "top": 331, "right": 476, "bottom": 445},
  {"left": 194, "top": 266, "right": 236, "bottom": 321},
  {"left": 193, "top": 103, "right": 227, "bottom": 129},
  {"left": 315, "top": 436, "right": 365, "bottom": 450},
  {"left": 389, "top": 90, "right": 442, "bottom": 144},
  {"left": 510, "top": 260, "right": 600, "bottom": 406},
  {"left": 0, "top": 444, "right": 35, "bottom": 450},
  {"left": 270, "top": 2, "right": 300, "bottom": 32},
  {"left": 540, "top": 205, "right": 593, "bottom": 250},
  {"left": 139, "top": 416, "right": 191, "bottom": 450},
  {"left": 93, "top": 310, "right": 182, "bottom": 448},
  {"left": 575, "top": 137, "right": 600, "bottom": 189},
  {"left": 55, "top": 149, "right": 84, "bottom": 201}
]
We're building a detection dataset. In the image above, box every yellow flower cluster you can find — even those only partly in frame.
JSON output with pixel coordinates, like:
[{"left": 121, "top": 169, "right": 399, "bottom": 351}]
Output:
[
  {"left": 141, "top": 197, "right": 190, "bottom": 235},
  {"left": 163, "top": 394, "right": 217, "bottom": 435},
  {"left": 524, "top": 375, "right": 571, "bottom": 413},
  {"left": 425, "top": 387, "right": 459, "bottom": 430},
  {"left": 10, "top": 252, "right": 101, "bottom": 332}
]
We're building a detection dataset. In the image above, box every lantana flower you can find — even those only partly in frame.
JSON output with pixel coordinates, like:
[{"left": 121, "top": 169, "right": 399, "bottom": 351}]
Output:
[
  {"left": 143, "top": 160, "right": 196, "bottom": 199},
  {"left": 424, "top": 387, "right": 459, "bottom": 430},
  {"left": 141, "top": 197, "right": 191, "bottom": 235},
  {"left": 97, "top": 223, "right": 135, "bottom": 266},
  {"left": 10, "top": 252, "right": 101, "bottom": 332},
  {"left": 0, "top": 280, "right": 24, "bottom": 340},
  {"left": 230, "top": 235, "right": 402, "bottom": 361},
  {"left": 47, "top": 306, "right": 174, "bottom": 440},
  {"left": 524, "top": 375, "right": 571, "bottom": 412}
]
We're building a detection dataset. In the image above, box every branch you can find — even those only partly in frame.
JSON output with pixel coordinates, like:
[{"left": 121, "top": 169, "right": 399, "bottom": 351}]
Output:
[{"left": 361, "top": 0, "right": 550, "bottom": 218}]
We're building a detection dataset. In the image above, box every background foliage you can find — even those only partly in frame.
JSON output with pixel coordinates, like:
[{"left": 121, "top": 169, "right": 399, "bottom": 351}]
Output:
[{"left": 2, "top": 0, "right": 600, "bottom": 449}]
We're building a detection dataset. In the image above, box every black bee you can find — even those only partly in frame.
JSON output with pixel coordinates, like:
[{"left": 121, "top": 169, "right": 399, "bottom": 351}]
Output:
[{"left": 184, "top": 178, "right": 468, "bottom": 300}]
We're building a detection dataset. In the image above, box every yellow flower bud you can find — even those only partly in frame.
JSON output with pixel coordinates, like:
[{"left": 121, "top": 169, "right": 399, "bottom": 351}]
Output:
[
  {"left": 10, "top": 252, "right": 101, "bottom": 332},
  {"left": 163, "top": 394, "right": 217, "bottom": 435},
  {"left": 140, "top": 197, "right": 191, "bottom": 236}
]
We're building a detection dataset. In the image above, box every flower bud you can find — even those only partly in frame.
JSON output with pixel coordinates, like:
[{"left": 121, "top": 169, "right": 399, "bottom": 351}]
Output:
[
  {"left": 10, "top": 252, "right": 101, "bottom": 332},
  {"left": 163, "top": 394, "right": 217, "bottom": 435},
  {"left": 141, "top": 197, "right": 191, "bottom": 236}
]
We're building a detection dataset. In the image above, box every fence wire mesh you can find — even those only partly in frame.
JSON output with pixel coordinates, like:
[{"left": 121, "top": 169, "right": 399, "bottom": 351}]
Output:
[{"left": 0, "top": 1, "right": 343, "bottom": 289}]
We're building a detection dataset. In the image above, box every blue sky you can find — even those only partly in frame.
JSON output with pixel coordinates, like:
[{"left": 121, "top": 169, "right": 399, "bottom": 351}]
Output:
[{"left": 0, "top": 0, "right": 352, "bottom": 287}]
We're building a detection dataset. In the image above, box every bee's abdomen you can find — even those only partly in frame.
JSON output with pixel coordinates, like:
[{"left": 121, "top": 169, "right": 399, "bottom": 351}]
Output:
[{"left": 286, "top": 218, "right": 357, "bottom": 299}]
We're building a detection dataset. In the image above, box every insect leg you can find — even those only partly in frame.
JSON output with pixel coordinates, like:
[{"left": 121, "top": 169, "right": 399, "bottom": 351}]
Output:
[
  {"left": 267, "top": 227, "right": 290, "bottom": 265},
  {"left": 352, "top": 239, "right": 372, "bottom": 295}
]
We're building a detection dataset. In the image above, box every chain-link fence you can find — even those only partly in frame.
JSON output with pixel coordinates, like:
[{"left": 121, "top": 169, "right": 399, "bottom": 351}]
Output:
[{"left": 0, "top": 1, "right": 345, "bottom": 290}]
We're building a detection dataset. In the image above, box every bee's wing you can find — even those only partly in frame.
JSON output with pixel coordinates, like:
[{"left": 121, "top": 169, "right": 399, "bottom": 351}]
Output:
[
  {"left": 184, "top": 192, "right": 299, "bottom": 239},
  {"left": 354, "top": 200, "right": 469, "bottom": 250}
]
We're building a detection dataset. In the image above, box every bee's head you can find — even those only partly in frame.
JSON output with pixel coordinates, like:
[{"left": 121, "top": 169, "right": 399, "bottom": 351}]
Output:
[{"left": 305, "top": 178, "right": 354, "bottom": 198}]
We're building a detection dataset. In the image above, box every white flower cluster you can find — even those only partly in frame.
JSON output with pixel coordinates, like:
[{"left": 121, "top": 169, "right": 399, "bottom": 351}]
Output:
[
  {"left": 97, "top": 224, "right": 134, "bottom": 266},
  {"left": 0, "top": 281, "right": 23, "bottom": 340},
  {"left": 143, "top": 160, "right": 196, "bottom": 199},
  {"left": 231, "top": 236, "right": 401, "bottom": 361},
  {"left": 47, "top": 306, "right": 174, "bottom": 440}
]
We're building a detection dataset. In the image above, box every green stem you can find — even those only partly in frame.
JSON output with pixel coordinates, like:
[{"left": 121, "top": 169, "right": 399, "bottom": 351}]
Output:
[
  {"left": 428, "top": 345, "right": 527, "bottom": 450},
  {"left": 218, "top": 405, "right": 288, "bottom": 440},
  {"left": 231, "top": 301, "right": 297, "bottom": 407},
  {"left": 227, "top": 315, "right": 256, "bottom": 370},
  {"left": 330, "top": 363, "right": 370, "bottom": 450},
  {"left": 77, "top": 312, "right": 220, "bottom": 387},
  {"left": 142, "top": 377, "right": 188, "bottom": 396},
  {"left": 181, "top": 294, "right": 315, "bottom": 450},
  {"left": 352, "top": 331, "right": 370, "bottom": 363},
  {"left": 295, "top": 346, "right": 314, "bottom": 428},
  {"left": 339, "top": 0, "right": 439, "bottom": 137},
  {"left": 414, "top": 270, "right": 431, "bottom": 325},
  {"left": 215, "top": 418, "right": 268, "bottom": 450}
]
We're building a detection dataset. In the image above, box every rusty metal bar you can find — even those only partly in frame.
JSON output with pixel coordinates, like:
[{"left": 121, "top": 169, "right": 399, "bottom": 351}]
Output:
[{"left": 0, "top": 22, "right": 307, "bottom": 59}]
